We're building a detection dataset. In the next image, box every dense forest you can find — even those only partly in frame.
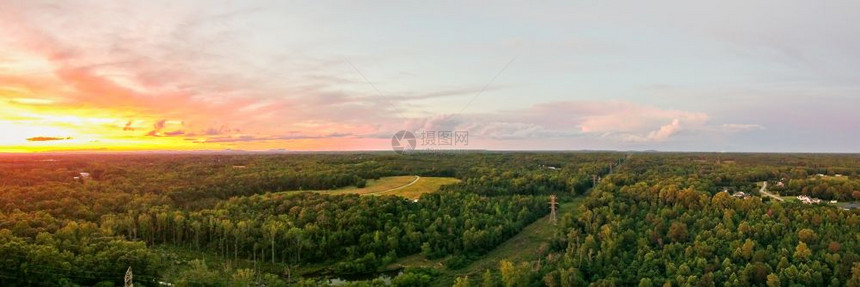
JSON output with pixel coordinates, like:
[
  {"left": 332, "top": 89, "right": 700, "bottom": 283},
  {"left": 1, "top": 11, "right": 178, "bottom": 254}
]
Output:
[
  {"left": 456, "top": 153, "right": 860, "bottom": 287},
  {"left": 0, "top": 152, "right": 615, "bottom": 286},
  {"left": 0, "top": 152, "right": 858, "bottom": 286}
]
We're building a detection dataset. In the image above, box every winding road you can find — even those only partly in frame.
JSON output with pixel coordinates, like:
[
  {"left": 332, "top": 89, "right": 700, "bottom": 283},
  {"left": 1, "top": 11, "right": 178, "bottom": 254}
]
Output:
[
  {"left": 759, "top": 181, "right": 784, "bottom": 202},
  {"left": 371, "top": 176, "right": 420, "bottom": 195}
]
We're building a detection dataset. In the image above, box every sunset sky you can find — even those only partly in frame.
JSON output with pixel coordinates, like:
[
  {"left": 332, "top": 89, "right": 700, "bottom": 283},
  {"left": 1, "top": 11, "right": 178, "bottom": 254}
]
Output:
[{"left": 1, "top": 0, "right": 858, "bottom": 153}]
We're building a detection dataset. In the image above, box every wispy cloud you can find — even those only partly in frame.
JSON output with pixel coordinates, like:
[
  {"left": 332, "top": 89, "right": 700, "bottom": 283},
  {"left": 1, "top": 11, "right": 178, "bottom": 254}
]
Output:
[
  {"left": 26, "top": 136, "right": 72, "bottom": 142},
  {"left": 0, "top": 0, "right": 854, "bottom": 152},
  {"left": 0, "top": 1, "right": 408, "bottom": 150},
  {"left": 393, "top": 100, "right": 747, "bottom": 143},
  {"left": 721, "top": 123, "right": 765, "bottom": 132},
  {"left": 192, "top": 132, "right": 351, "bottom": 143}
]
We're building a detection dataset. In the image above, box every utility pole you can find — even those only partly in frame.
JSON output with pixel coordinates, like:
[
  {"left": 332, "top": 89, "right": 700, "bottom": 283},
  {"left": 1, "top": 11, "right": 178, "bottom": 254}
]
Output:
[
  {"left": 124, "top": 266, "right": 133, "bottom": 287},
  {"left": 549, "top": 194, "right": 558, "bottom": 225}
]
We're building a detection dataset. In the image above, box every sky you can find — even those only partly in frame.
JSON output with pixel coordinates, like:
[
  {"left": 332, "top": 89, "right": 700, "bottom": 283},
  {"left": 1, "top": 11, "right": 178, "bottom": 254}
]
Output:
[{"left": 1, "top": 0, "right": 859, "bottom": 153}]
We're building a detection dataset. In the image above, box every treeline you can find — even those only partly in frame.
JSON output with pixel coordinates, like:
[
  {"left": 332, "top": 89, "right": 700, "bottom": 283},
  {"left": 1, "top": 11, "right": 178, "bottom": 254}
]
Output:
[
  {"left": 103, "top": 191, "right": 547, "bottom": 275},
  {"left": 769, "top": 176, "right": 860, "bottom": 201},
  {"left": 443, "top": 154, "right": 621, "bottom": 196},
  {"left": 612, "top": 153, "right": 860, "bottom": 197},
  {"left": 0, "top": 152, "right": 619, "bottom": 215}
]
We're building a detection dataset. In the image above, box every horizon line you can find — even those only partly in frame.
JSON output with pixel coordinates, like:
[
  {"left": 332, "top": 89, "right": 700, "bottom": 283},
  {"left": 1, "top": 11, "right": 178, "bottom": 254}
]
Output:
[{"left": 2, "top": 149, "right": 860, "bottom": 156}]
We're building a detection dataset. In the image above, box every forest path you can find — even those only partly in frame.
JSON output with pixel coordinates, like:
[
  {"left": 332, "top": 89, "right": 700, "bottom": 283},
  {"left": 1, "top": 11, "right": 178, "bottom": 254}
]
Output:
[
  {"left": 427, "top": 198, "right": 585, "bottom": 286},
  {"left": 399, "top": 158, "right": 624, "bottom": 286},
  {"left": 369, "top": 175, "right": 420, "bottom": 195}
]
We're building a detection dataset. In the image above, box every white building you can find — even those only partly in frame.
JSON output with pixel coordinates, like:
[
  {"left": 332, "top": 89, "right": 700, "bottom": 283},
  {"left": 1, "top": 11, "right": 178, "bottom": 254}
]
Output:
[{"left": 796, "top": 195, "right": 822, "bottom": 204}]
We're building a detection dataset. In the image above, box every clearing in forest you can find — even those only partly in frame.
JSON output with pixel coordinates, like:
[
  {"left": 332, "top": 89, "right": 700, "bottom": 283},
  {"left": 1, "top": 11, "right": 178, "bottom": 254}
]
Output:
[{"left": 312, "top": 176, "right": 460, "bottom": 200}]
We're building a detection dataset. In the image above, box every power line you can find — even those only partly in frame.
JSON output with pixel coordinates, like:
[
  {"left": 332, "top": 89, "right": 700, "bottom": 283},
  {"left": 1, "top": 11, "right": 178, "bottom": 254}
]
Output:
[
  {"left": 455, "top": 54, "right": 519, "bottom": 115},
  {"left": 342, "top": 56, "right": 385, "bottom": 99}
]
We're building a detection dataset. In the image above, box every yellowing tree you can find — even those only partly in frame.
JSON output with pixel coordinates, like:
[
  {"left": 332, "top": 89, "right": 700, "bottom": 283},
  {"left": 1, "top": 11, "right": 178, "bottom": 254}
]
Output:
[
  {"left": 766, "top": 273, "right": 780, "bottom": 287},
  {"left": 500, "top": 260, "right": 517, "bottom": 287},
  {"left": 741, "top": 239, "right": 755, "bottom": 260},
  {"left": 794, "top": 242, "right": 812, "bottom": 261},
  {"left": 454, "top": 276, "right": 471, "bottom": 287}
]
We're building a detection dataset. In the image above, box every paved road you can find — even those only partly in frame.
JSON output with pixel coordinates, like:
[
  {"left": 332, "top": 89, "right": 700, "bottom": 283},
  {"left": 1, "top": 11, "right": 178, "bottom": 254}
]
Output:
[{"left": 758, "top": 181, "right": 784, "bottom": 202}]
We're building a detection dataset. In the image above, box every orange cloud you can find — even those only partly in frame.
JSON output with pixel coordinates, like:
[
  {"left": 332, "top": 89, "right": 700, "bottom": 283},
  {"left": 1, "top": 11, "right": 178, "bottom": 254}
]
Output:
[{"left": 26, "top": 136, "right": 71, "bottom": 142}]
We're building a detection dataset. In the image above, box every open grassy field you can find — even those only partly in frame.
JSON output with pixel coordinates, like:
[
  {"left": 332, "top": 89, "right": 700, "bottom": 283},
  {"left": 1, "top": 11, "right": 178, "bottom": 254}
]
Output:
[
  {"left": 779, "top": 196, "right": 799, "bottom": 203},
  {"left": 306, "top": 175, "right": 460, "bottom": 200},
  {"left": 375, "top": 176, "right": 461, "bottom": 199}
]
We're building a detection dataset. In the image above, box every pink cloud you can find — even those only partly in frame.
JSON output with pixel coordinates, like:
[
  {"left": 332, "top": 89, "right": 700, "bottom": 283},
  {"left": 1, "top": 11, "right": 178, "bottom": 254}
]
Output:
[
  {"left": 494, "top": 100, "right": 707, "bottom": 142},
  {"left": 625, "top": 119, "right": 681, "bottom": 142},
  {"left": 0, "top": 2, "right": 410, "bottom": 146},
  {"left": 392, "top": 100, "right": 712, "bottom": 143},
  {"left": 0, "top": 2, "right": 769, "bottom": 150},
  {"left": 521, "top": 100, "right": 708, "bottom": 134}
]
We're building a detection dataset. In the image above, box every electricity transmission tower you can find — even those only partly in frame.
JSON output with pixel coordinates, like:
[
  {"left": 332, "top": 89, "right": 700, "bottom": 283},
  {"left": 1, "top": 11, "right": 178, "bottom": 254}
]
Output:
[
  {"left": 549, "top": 194, "right": 558, "bottom": 225},
  {"left": 125, "top": 266, "right": 133, "bottom": 287}
]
